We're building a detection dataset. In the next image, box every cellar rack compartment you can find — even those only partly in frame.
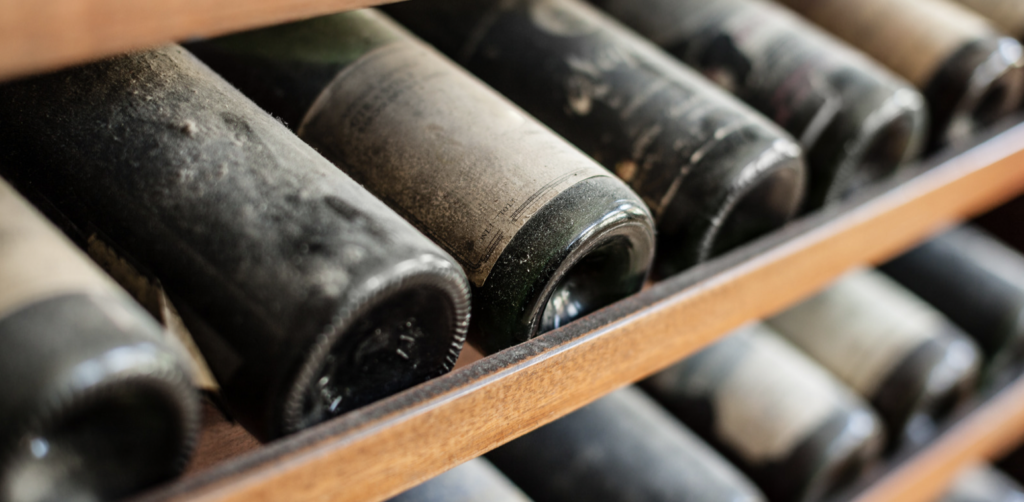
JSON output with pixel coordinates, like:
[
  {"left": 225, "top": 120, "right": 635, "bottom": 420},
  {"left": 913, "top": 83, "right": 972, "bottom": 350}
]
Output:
[
  {"left": 5, "top": 2, "right": 1024, "bottom": 501},
  {"left": 119, "top": 119, "right": 1024, "bottom": 502}
]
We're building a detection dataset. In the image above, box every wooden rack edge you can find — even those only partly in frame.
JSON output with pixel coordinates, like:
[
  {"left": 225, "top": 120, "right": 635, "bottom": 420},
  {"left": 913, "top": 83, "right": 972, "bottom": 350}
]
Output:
[
  {"left": 130, "top": 122, "right": 1024, "bottom": 502},
  {"left": 0, "top": 0, "right": 399, "bottom": 82}
]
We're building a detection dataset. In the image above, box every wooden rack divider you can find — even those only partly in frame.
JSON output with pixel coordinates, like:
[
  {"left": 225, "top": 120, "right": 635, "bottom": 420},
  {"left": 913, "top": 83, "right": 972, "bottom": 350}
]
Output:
[{"left": 124, "top": 121, "right": 1024, "bottom": 502}]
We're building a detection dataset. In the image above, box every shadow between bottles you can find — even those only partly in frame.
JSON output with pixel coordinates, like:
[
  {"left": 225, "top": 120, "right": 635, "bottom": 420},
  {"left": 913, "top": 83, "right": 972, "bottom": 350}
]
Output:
[{"left": 131, "top": 115, "right": 1024, "bottom": 502}]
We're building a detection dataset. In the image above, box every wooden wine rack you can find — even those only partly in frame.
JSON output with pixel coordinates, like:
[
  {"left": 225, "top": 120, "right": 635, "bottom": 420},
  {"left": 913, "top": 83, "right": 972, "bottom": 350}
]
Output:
[{"left": 5, "top": 3, "right": 1024, "bottom": 502}]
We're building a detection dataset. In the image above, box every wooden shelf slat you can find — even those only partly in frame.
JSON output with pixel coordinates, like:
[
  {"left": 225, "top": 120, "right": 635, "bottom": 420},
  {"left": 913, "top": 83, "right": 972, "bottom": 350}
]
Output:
[
  {"left": 131, "top": 122, "right": 1024, "bottom": 502},
  {"left": 0, "top": 0, "right": 397, "bottom": 82}
]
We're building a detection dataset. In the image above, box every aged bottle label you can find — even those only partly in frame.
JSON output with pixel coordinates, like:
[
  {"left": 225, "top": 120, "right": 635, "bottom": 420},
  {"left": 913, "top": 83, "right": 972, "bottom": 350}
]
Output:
[
  {"left": 299, "top": 40, "right": 610, "bottom": 286},
  {"left": 768, "top": 268, "right": 942, "bottom": 396},
  {"left": 700, "top": 325, "right": 847, "bottom": 464},
  {"left": 957, "top": 0, "right": 1024, "bottom": 39},
  {"left": 0, "top": 181, "right": 116, "bottom": 319},
  {"left": 779, "top": 0, "right": 994, "bottom": 87}
]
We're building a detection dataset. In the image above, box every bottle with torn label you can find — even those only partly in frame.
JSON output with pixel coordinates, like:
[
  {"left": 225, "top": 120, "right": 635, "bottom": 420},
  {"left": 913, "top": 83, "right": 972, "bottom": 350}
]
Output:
[
  {"left": 881, "top": 226, "right": 1024, "bottom": 387},
  {"left": 591, "top": 0, "right": 928, "bottom": 208},
  {"left": 0, "top": 45, "right": 473, "bottom": 442},
  {"left": 939, "top": 464, "right": 1024, "bottom": 502},
  {"left": 0, "top": 177, "right": 200, "bottom": 502},
  {"left": 954, "top": 0, "right": 1024, "bottom": 43},
  {"left": 767, "top": 268, "right": 982, "bottom": 448},
  {"left": 776, "top": 0, "right": 1024, "bottom": 149},
  {"left": 643, "top": 323, "right": 883, "bottom": 502},
  {"left": 186, "top": 9, "right": 656, "bottom": 352},
  {"left": 387, "top": 458, "right": 532, "bottom": 502},
  {"left": 487, "top": 387, "right": 767, "bottom": 502},
  {"left": 384, "top": 0, "right": 806, "bottom": 275}
]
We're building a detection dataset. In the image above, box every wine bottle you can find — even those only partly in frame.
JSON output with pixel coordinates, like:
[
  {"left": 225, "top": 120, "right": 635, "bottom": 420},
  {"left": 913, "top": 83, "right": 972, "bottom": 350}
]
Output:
[
  {"left": 881, "top": 226, "right": 1024, "bottom": 386},
  {"left": 186, "top": 9, "right": 656, "bottom": 351},
  {"left": 643, "top": 323, "right": 884, "bottom": 502},
  {"left": 0, "top": 45, "right": 473, "bottom": 441},
  {"left": 940, "top": 464, "right": 1024, "bottom": 502},
  {"left": 591, "top": 0, "right": 929, "bottom": 208},
  {"left": 382, "top": 0, "right": 806, "bottom": 274},
  {"left": 487, "top": 386, "right": 767, "bottom": 502},
  {"left": 767, "top": 268, "right": 982, "bottom": 448},
  {"left": 0, "top": 177, "right": 200, "bottom": 502},
  {"left": 387, "top": 458, "right": 532, "bottom": 502},
  {"left": 776, "top": 0, "right": 1024, "bottom": 149},
  {"left": 954, "top": 0, "right": 1024, "bottom": 43}
]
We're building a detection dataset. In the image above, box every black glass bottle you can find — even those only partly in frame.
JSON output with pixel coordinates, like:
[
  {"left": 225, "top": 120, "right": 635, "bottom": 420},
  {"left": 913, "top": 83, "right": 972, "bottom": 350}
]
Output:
[
  {"left": 777, "top": 0, "right": 1024, "bottom": 149},
  {"left": 767, "top": 268, "right": 982, "bottom": 448},
  {"left": 0, "top": 45, "right": 472, "bottom": 441},
  {"left": 387, "top": 458, "right": 532, "bottom": 502},
  {"left": 383, "top": 0, "right": 806, "bottom": 275},
  {"left": 643, "top": 323, "right": 884, "bottom": 502},
  {"left": 487, "top": 386, "right": 767, "bottom": 502},
  {"left": 882, "top": 226, "right": 1024, "bottom": 386},
  {"left": 187, "top": 9, "right": 656, "bottom": 352},
  {"left": 592, "top": 0, "right": 929, "bottom": 208},
  {"left": 0, "top": 177, "right": 200, "bottom": 502}
]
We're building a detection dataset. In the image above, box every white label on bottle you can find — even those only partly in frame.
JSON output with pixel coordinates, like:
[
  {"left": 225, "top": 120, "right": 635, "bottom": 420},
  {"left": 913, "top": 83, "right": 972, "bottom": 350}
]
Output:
[
  {"left": 0, "top": 180, "right": 117, "bottom": 319},
  {"left": 768, "top": 268, "right": 943, "bottom": 396},
  {"left": 957, "top": 0, "right": 1024, "bottom": 39},
  {"left": 778, "top": 0, "right": 994, "bottom": 87},
  {"left": 299, "top": 40, "right": 611, "bottom": 287},
  {"left": 714, "top": 324, "right": 847, "bottom": 464}
]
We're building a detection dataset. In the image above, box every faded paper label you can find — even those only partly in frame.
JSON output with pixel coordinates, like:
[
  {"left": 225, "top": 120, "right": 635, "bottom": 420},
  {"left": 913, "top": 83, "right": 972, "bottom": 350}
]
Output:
[
  {"left": 0, "top": 180, "right": 116, "bottom": 319},
  {"left": 87, "top": 235, "right": 220, "bottom": 391},
  {"left": 299, "top": 40, "right": 610, "bottom": 286},
  {"left": 768, "top": 268, "right": 942, "bottom": 396},
  {"left": 714, "top": 324, "right": 845, "bottom": 464},
  {"left": 779, "top": 0, "right": 993, "bottom": 87},
  {"left": 957, "top": 0, "right": 1024, "bottom": 39}
]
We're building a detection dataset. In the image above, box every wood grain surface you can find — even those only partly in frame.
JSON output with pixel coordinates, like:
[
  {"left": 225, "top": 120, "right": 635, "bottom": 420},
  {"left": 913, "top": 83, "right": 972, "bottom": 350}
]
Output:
[
  {"left": 0, "top": 0, "right": 397, "bottom": 82},
  {"left": 132, "top": 121, "right": 1024, "bottom": 502}
]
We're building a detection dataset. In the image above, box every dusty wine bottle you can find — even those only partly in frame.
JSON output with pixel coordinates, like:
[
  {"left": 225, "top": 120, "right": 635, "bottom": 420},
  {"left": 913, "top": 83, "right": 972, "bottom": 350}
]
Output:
[
  {"left": 591, "top": 0, "right": 928, "bottom": 208},
  {"left": 643, "top": 323, "right": 883, "bottom": 502},
  {"left": 767, "top": 268, "right": 982, "bottom": 448},
  {"left": 0, "top": 45, "right": 473, "bottom": 441},
  {"left": 487, "top": 386, "right": 766, "bottom": 502},
  {"left": 881, "top": 226, "right": 1024, "bottom": 386},
  {"left": 387, "top": 458, "right": 532, "bottom": 502},
  {"left": 383, "top": 0, "right": 806, "bottom": 274},
  {"left": 776, "top": 0, "right": 1024, "bottom": 149},
  {"left": 0, "top": 177, "right": 200, "bottom": 502},
  {"left": 955, "top": 0, "right": 1024, "bottom": 43},
  {"left": 939, "top": 464, "right": 1024, "bottom": 502},
  {"left": 187, "top": 9, "right": 656, "bottom": 351}
]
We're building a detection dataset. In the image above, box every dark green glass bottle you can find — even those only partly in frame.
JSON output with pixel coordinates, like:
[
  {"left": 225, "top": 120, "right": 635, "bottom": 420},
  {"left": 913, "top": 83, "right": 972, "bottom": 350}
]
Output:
[
  {"left": 777, "top": 0, "right": 1024, "bottom": 149},
  {"left": 0, "top": 177, "right": 199, "bottom": 502},
  {"left": 187, "top": 9, "right": 656, "bottom": 352},
  {"left": 882, "top": 226, "right": 1024, "bottom": 386},
  {"left": 643, "top": 323, "right": 884, "bottom": 502},
  {"left": 591, "top": 0, "right": 928, "bottom": 208},
  {"left": 0, "top": 45, "right": 472, "bottom": 441},
  {"left": 387, "top": 458, "right": 532, "bottom": 502},
  {"left": 383, "top": 0, "right": 806, "bottom": 275},
  {"left": 767, "top": 268, "right": 982, "bottom": 448},
  {"left": 488, "top": 387, "right": 767, "bottom": 502}
]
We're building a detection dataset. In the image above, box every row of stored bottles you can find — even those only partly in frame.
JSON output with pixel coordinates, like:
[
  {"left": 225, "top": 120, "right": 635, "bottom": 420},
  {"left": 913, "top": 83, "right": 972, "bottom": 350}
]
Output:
[
  {"left": 1, "top": 0, "right": 1023, "bottom": 500},
  {"left": 385, "top": 220, "right": 1024, "bottom": 502}
]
